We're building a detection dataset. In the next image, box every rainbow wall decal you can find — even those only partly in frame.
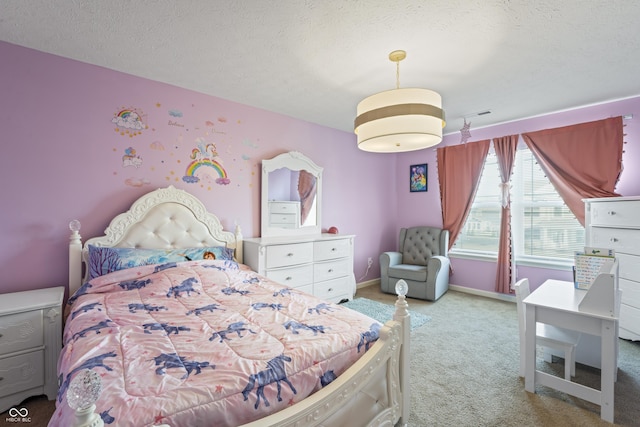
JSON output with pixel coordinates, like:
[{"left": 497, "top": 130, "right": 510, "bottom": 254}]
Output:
[{"left": 183, "top": 158, "right": 230, "bottom": 185}]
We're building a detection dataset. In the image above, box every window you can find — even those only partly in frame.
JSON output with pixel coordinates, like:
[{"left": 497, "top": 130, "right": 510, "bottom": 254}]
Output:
[{"left": 453, "top": 148, "right": 584, "bottom": 267}]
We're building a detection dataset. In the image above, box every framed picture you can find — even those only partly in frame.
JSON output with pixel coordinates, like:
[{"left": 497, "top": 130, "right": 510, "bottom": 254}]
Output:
[{"left": 410, "top": 163, "right": 427, "bottom": 192}]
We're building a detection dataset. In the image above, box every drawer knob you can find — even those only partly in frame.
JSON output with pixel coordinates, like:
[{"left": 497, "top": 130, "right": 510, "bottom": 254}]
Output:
[
  {"left": 285, "top": 276, "right": 292, "bottom": 281},
  {"left": 328, "top": 269, "right": 334, "bottom": 273},
  {"left": 0, "top": 333, "right": 3, "bottom": 338},
  {"left": 610, "top": 237, "right": 618, "bottom": 243},
  {"left": 0, "top": 377, "right": 3, "bottom": 381},
  {"left": 328, "top": 288, "right": 333, "bottom": 292},
  {"left": 331, "top": 248, "right": 337, "bottom": 251},
  {"left": 607, "top": 211, "right": 616, "bottom": 215},
  {"left": 287, "top": 253, "right": 294, "bottom": 257}
]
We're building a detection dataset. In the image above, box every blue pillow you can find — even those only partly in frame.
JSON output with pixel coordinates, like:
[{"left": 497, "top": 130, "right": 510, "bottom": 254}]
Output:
[{"left": 87, "top": 245, "right": 235, "bottom": 279}]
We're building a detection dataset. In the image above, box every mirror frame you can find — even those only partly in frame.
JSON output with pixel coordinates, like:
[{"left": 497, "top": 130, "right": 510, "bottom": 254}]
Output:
[{"left": 261, "top": 151, "right": 323, "bottom": 237}]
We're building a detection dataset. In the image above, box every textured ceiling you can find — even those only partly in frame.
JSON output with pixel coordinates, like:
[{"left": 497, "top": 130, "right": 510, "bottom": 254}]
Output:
[{"left": 2, "top": 1, "right": 640, "bottom": 136}]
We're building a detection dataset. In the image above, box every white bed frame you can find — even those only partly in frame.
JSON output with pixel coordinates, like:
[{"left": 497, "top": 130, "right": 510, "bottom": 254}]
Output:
[{"left": 67, "top": 185, "right": 410, "bottom": 427}]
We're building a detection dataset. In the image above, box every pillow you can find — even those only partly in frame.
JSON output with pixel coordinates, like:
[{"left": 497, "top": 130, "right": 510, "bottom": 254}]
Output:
[{"left": 87, "top": 245, "right": 235, "bottom": 280}]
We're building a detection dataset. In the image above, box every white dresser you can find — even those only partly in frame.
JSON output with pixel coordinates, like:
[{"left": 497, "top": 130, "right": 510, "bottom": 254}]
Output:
[
  {"left": 268, "top": 201, "right": 301, "bottom": 229},
  {"left": 585, "top": 196, "right": 640, "bottom": 341},
  {"left": 244, "top": 234, "right": 355, "bottom": 303},
  {"left": 0, "top": 286, "right": 64, "bottom": 412}
]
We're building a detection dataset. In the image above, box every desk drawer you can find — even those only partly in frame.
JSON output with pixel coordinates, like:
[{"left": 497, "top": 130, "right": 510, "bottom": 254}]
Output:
[
  {"left": 0, "top": 310, "right": 43, "bottom": 355},
  {"left": 314, "top": 239, "right": 350, "bottom": 261},
  {"left": 266, "top": 264, "right": 313, "bottom": 288},
  {"left": 266, "top": 243, "right": 313, "bottom": 268},
  {"left": 589, "top": 200, "right": 640, "bottom": 228},
  {"left": 589, "top": 227, "right": 640, "bottom": 256},
  {"left": 0, "top": 350, "right": 44, "bottom": 398},
  {"left": 314, "top": 258, "right": 351, "bottom": 282}
]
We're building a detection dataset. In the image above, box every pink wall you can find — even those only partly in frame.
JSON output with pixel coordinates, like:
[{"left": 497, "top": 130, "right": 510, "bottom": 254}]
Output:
[
  {"left": 2, "top": 40, "right": 639, "bottom": 298},
  {"left": 0, "top": 41, "right": 397, "bottom": 296},
  {"left": 395, "top": 96, "right": 640, "bottom": 292}
]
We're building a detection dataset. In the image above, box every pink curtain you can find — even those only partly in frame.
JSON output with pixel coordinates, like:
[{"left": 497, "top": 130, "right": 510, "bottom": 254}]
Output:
[
  {"left": 437, "top": 140, "right": 491, "bottom": 251},
  {"left": 297, "top": 170, "right": 317, "bottom": 225},
  {"left": 521, "top": 117, "right": 623, "bottom": 226},
  {"left": 493, "top": 135, "right": 519, "bottom": 294}
]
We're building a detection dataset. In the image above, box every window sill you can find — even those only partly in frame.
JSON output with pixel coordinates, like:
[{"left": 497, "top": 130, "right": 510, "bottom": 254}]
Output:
[{"left": 450, "top": 251, "right": 574, "bottom": 272}]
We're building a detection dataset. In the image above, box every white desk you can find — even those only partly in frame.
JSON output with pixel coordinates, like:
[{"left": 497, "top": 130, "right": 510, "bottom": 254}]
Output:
[{"left": 523, "top": 279, "right": 620, "bottom": 423}]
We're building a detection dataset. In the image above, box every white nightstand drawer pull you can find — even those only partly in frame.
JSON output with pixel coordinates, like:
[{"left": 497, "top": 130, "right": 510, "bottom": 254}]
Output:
[
  {"left": 607, "top": 211, "right": 616, "bottom": 215},
  {"left": 610, "top": 237, "right": 618, "bottom": 243}
]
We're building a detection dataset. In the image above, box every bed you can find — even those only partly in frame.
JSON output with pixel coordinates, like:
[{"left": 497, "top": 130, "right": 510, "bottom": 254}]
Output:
[{"left": 53, "top": 185, "right": 410, "bottom": 427}]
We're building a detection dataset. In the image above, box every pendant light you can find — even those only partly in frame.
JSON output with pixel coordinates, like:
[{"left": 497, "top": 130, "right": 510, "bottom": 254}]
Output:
[{"left": 354, "top": 50, "right": 445, "bottom": 152}]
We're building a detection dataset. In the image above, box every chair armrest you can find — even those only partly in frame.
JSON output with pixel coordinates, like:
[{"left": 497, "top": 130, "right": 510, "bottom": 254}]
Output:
[
  {"left": 380, "top": 252, "right": 402, "bottom": 274},
  {"left": 427, "top": 255, "right": 450, "bottom": 282}
]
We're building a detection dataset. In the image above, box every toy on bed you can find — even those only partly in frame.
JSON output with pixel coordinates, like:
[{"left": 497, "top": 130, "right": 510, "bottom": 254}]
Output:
[{"left": 57, "top": 186, "right": 410, "bottom": 427}]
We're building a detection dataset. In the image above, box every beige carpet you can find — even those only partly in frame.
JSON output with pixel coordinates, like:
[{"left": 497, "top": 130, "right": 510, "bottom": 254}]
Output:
[
  {"left": 3, "top": 287, "right": 639, "bottom": 427},
  {"left": 357, "top": 285, "right": 640, "bottom": 427}
]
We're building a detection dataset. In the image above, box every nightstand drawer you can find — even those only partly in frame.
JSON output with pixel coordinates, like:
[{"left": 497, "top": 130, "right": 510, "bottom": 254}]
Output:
[
  {"left": 266, "top": 242, "right": 313, "bottom": 268},
  {"left": 0, "top": 310, "right": 43, "bottom": 355},
  {"left": 0, "top": 350, "right": 44, "bottom": 398},
  {"left": 314, "top": 239, "right": 350, "bottom": 261}
]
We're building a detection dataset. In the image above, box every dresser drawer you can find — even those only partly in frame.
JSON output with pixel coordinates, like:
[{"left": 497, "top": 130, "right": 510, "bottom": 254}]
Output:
[
  {"left": 0, "top": 310, "right": 43, "bottom": 355},
  {"left": 0, "top": 350, "right": 44, "bottom": 398},
  {"left": 270, "top": 201, "right": 300, "bottom": 214},
  {"left": 589, "top": 200, "right": 639, "bottom": 228},
  {"left": 617, "top": 253, "right": 640, "bottom": 281},
  {"left": 314, "top": 258, "right": 351, "bottom": 282},
  {"left": 589, "top": 227, "right": 640, "bottom": 256},
  {"left": 314, "top": 239, "right": 350, "bottom": 261},
  {"left": 314, "top": 277, "right": 350, "bottom": 302},
  {"left": 266, "top": 242, "right": 313, "bottom": 268},
  {"left": 619, "top": 278, "right": 640, "bottom": 309},
  {"left": 619, "top": 303, "right": 640, "bottom": 335},
  {"left": 266, "top": 264, "right": 313, "bottom": 288},
  {"left": 269, "top": 213, "right": 298, "bottom": 227}
]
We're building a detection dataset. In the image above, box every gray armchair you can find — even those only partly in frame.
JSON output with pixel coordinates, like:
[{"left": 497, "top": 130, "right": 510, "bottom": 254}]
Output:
[{"left": 380, "top": 226, "right": 450, "bottom": 301}]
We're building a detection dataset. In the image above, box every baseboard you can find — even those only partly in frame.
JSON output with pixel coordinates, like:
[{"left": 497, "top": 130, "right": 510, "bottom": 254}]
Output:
[
  {"left": 357, "top": 278, "right": 380, "bottom": 289},
  {"left": 449, "top": 284, "right": 516, "bottom": 303}
]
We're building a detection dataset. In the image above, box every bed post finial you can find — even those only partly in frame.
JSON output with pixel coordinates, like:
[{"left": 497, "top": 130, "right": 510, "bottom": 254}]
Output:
[
  {"left": 393, "top": 279, "right": 410, "bottom": 426},
  {"left": 69, "top": 220, "right": 83, "bottom": 298}
]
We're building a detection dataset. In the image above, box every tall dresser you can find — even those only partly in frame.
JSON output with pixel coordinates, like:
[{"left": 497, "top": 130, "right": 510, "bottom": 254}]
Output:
[
  {"left": 244, "top": 234, "right": 356, "bottom": 304},
  {"left": 585, "top": 196, "right": 640, "bottom": 341}
]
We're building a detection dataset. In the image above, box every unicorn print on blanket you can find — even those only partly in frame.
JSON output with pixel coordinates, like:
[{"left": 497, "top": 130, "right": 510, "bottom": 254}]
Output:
[
  {"left": 283, "top": 321, "right": 328, "bottom": 335},
  {"left": 166, "top": 277, "right": 200, "bottom": 298},
  {"left": 209, "top": 321, "right": 257, "bottom": 342},
  {"left": 153, "top": 353, "right": 215, "bottom": 379},
  {"left": 307, "top": 303, "right": 335, "bottom": 315},
  {"left": 242, "top": 355, "right": 297, "bottom": 409},
  {"left": 357, "top": 323, "right": 381, "bottom": 352},
  {"left": 119, "top": 278, "right": 152, "bottom": 290},
  {"left": 71, "top": 302, "right": 103, "bottom": 319},
  {"left": 221, "top": 286, "right": 250, "bottom": 296},
  {"left": 69, "top": 320, "right": 113, "bottom": 343},
  {"left": 128, "top": 303, "right": 168, "bottom": 313},
  {"left": 273, "top": 288, "right": 292, "bottom": 297},
  {"left": 143, "top": 322, "right": 191, "bottom": 335},
  {"left": 251, "top": 302, "right": 283, "bottom": 311},
  {"left": 186, "top": 303, "right": 225, "bottom": 316}
]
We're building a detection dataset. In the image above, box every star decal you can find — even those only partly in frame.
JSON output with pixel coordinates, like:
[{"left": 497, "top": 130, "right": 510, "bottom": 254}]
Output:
[{"left": 460, "top": 119, "right": 472, "bottom": 144}]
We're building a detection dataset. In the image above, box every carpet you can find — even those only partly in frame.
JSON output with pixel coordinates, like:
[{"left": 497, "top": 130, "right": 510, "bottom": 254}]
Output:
[{"left": 341, "top": 297, "right": 430, "bottom": 331}]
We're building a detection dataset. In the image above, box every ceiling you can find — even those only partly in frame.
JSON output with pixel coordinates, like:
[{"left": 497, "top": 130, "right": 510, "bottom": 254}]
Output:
[{"left": 2, "top": 1, "right": 640, "bottom": 136}]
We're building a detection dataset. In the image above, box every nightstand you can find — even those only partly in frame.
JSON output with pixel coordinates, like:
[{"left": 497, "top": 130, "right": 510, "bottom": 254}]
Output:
[{"left": 0, "top": 287, "right": 64, "bottom": 413}]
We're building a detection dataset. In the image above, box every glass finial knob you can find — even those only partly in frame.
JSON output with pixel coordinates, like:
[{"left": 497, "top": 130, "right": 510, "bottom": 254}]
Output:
[
  {"left": 395, "top": 279, "right": 408, "bottom": 297},
  {"left": 69, "top": 219, "right": 81, "bottom": 233},
  {"left": 67, "top": 369, "right": 102, "bottom": 410}
]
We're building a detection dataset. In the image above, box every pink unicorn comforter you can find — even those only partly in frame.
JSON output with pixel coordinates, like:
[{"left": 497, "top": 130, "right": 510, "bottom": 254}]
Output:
[{"left": 50, "top": 260, "right": 380, "bottom": 427}]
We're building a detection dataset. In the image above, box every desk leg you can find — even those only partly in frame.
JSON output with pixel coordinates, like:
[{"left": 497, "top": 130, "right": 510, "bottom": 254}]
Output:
[
  {"left": 600, "top": 319, "right": 615, "bottom": 423},
  {"left": 524, "top": 306, "right": 536, "bottom": 392}
]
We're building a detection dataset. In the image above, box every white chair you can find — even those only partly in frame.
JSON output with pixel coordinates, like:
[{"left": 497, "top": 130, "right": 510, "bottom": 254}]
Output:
[{"left": 515, "top": 278, "right": 581, "bottom": 380}]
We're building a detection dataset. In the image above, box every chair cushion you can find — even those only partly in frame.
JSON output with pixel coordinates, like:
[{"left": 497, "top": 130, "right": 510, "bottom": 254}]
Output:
[
  {"left": 388, "top": 264, "right": 428, "bottom": 282},
  {"left": 401, "top": 227, "right": 442, "bottom": 265}
]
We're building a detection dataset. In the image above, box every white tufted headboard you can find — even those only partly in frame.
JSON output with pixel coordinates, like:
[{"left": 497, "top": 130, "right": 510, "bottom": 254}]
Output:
[{"left": 69, "top": 186, "right": 243, "bottom": 297}]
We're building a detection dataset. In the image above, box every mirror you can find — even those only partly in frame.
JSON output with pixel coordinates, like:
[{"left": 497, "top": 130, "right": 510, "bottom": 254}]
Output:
[{"left": 261, "top": 151, "right": 323, "bottom": 237}]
